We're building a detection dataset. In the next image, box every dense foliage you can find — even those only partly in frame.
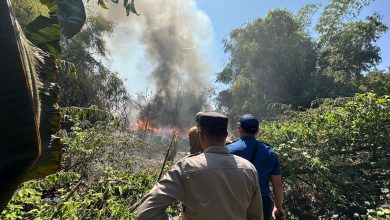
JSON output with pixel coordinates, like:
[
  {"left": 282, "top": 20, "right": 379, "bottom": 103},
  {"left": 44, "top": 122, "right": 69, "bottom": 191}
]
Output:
[
  {"left": 2, "top": 93, "right": 388, "bottom": 219},
  {"left": 259, "top": 93, "right": 390, "bottom": 219},
  {"left": 217, "top": 9, "right": 317, "bottom": 119},
  {"left": 1, "top": 107, "right": 180, "bottom": 219},
  {"left": 11, "top": 0, "right": 49, "bottom": 28},
  {"left": 12, "top": 0, "right": 131, "bottom": 114},
  {"left": 0, "top": 170, "right": 156, "bottom": 219},
  {"left": 59, "top": 13, "right": 130, "bottom": 115},
  {"left": 216, "top": 0, "right": 388, "bottom": 124},
  {"left": 3, "top": 0, "right": 390, "bottom": 219}
]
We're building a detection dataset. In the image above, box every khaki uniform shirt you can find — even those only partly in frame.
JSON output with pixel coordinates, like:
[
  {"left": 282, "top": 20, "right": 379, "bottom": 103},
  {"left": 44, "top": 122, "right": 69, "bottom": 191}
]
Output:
[
  {"left": 188, "top": 126, "right": 202, "bottom": 154},
  {"left": 137, "top": 146, "right": 263, "bottom": 220}
]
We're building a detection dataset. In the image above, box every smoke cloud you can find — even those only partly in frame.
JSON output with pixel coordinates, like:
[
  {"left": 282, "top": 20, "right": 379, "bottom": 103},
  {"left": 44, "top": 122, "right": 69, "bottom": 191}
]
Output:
[{"left": 102, "top": 0, "right": 214, "bottom": 130}]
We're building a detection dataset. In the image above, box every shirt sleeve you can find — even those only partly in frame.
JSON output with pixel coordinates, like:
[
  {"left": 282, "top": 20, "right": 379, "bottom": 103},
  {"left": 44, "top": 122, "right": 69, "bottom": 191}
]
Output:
[
  {"left": 247, "top": 168, "right": 263, "bottom": 220},
  {"left": 137, "top": 164, "right": 184, "bottom": 220},
  {"left": 270, "top": 152, "right": 281, "bottom": 175},
  {"left": 227, "top": 143, "right": 243, "bottom": 156}
]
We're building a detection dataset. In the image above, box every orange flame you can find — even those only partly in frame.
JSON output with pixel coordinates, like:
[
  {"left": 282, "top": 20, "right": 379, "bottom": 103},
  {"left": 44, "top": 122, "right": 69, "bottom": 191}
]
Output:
[
  {"left": 136, "top": 120, "right": 160, "bottom": 133},
  {"left": 135, "top": 120, "right": 185, "bottom": 136}
]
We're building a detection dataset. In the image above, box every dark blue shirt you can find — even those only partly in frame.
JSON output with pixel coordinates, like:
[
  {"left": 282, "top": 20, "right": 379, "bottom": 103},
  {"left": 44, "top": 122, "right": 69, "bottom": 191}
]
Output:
[{"left": 227, "top": 136, "right": 281, "bottom": 196}]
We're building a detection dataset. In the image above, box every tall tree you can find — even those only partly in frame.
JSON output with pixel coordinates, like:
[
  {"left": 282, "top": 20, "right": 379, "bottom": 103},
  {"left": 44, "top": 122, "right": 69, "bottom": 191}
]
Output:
[
  {"left": 216, "top": 9, "right": 317, "bottom": 121},
  {"left": 59, "top": 13, "right": 130, "bottom": 114},
  {"left": 316, "top": 0, "right": 388, "bottom": 81}
]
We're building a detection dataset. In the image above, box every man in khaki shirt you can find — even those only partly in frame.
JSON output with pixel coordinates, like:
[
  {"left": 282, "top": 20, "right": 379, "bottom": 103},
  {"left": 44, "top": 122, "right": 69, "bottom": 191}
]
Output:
[
  {"left": 137, "top": 112, "right": 263, "bottom": 220},
  {"left": 188, "top": 112, "right": 203, "bottom": 154}
]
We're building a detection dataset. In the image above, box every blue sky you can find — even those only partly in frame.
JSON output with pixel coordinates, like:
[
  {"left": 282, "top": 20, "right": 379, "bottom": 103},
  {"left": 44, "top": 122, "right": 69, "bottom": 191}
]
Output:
[{"left": 108, "top": 0, "right": 390, "bottom": 94}]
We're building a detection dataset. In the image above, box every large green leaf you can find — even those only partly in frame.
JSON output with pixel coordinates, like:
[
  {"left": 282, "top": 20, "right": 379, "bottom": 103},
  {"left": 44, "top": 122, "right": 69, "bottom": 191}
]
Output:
[
  {"left": 56, "top": 0, "right": 86, "bottom": 39},
  {"left": 0, "top": 0, "right": 41, "bottom": 211},
  {"left": 24, "top": 51, "right": 63, "bottom": 181},
  {"left": 26, "top": 16, "right": 61, "bottom": 57},
  {"left": 39, "top": 0, "right": 86, "bottom": 39},
  {"left": 27, "top": 0, "right": 87, "bottom": 56},
  {"left": 39, "top": 0, "right": 57, "bottom": 15},
  {"left": 1, "top": 0, "right": 63, "bottom": 210},
  {"left": 23, "top": 137, "right": 63, "bottom": 181}
]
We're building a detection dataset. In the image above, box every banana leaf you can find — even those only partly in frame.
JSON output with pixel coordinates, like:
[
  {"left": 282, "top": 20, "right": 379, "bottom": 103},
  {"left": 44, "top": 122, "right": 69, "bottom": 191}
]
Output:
[
  {"left": 23, "top": 51, "right": 63, "bottom": 182},
  {"left": 0, "top": 0, "right": 62, "bottom": 211},
  {"left": 26, "top": 16, "right": 61, "bottom": 57},
  {"left": 39, "top": 0, "right": 86, "bottom": 40},
  {"left": 56, "top": 0, "right": 86, "bottom": 39},
  {"left": 25, "top": 0, "right": 86, "bottom": 57}
]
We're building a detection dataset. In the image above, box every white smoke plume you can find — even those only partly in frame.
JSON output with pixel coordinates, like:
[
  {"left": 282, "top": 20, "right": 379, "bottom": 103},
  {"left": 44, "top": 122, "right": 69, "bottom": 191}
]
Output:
[{"left": 101, "top": 0, "right": 214, "bottom": 130}]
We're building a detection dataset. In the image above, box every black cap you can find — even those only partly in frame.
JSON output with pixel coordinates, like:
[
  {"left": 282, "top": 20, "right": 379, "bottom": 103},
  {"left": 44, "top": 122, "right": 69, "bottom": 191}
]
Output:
[
  {"left": 238, "top": 114, "right": 259, "bottom": 133},
  {"left": 199, "top": 112, "right": 228, "bottom": 134}
]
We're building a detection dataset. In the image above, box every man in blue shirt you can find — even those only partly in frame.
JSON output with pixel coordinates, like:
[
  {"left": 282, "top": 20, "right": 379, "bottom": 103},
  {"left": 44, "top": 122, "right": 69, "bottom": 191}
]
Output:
[{"left": 228, "top": 114, "right": 286, "bottom": 220}]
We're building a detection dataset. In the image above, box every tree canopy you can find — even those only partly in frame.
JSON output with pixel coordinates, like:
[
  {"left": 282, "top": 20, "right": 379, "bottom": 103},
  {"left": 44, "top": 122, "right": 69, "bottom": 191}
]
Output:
[
  {"left": 216, "top": 0, "right": 388, "bottom": 124},
  {"left": 217, "top": 9, "right": 317, "bottom": 122},
  {"left": 59, "top": 13, "right": 129, "bottom": 114}
]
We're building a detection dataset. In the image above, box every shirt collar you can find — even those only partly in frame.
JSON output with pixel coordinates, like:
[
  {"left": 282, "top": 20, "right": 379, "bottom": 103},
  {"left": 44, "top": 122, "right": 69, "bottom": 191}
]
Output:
[
  {"left": 241, "top": 136, "right": 257, "bottom": 141},
  {"left": 204, "top": 146, "right": 230, "bottom": 154}
]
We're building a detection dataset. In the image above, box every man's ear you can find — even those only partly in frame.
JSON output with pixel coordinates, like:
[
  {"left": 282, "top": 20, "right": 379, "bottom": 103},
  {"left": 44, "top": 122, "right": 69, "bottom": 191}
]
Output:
[{"left": 237, "top": 126, "right": 242, "bottom": 135}]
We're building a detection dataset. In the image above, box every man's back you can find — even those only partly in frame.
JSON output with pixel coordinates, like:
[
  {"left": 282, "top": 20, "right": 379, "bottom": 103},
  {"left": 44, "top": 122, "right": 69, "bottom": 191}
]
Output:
[
  {"left": 228, "top": 137, "right": 281, "bottom": 196},
  {"left": 137, "top": 146, "right": 263, "bottom": 220},
  {"left": 181, "top": 146, "right": 262, "bottom": 220},
  {"left": 229, "top": 114, "right": 286, "bottom": 220}
]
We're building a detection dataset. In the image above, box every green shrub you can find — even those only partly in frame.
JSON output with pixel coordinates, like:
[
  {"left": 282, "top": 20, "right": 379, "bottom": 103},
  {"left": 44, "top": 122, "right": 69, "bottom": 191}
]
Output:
[
  {"left": 259, "top": 93, "right": 390, "bottom": 218},
  {"left": 1, "top": 106, "right": 181, "bottom": 219},
  {"left": 0, "top": 169, "right": 160, "bottom": 219}
]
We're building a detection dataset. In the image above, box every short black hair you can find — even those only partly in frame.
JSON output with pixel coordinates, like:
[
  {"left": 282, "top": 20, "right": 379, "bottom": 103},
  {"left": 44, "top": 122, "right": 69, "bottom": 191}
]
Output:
[
  {"left": 200, "top": 127, "right": 228, "bottom": 142},
  {"left": 200, "top": 127, "right": 228, "bottom": 137},
  {"left": 239, "top": 126, "right": 258, "bottom": 135},
  {"left": 198, "top": 112, "right": 228, "bottom": 141}
]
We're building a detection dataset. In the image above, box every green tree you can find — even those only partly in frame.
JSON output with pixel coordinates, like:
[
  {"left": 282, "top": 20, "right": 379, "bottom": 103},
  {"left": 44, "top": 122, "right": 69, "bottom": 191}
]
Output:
[
  {"left": 216, "top": 9, "right": 317, "bottom": 122},
  {"left": 59, "top": 13, "right": 130, "bottom": 114},
  {"left": 302, "top": 0, "right": 388, "bottom": 102},
  {"left": 359, "top": 70, "right": 390, "bottom": 95},
  {"left": 316, "top": 0, "right": 388, "bottom": 81}
]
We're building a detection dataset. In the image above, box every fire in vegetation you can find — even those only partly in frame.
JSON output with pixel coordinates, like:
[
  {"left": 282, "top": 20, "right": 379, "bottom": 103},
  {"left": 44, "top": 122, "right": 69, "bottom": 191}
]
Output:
[
  {"left": 134, "top": 119, "right": 190, "bottom": 156},
  {"left": 136, "top": 119, "right": 180, "bottom": 136},
  {"left": 137, "top": 92, "right": 206, "bottom": 134}
]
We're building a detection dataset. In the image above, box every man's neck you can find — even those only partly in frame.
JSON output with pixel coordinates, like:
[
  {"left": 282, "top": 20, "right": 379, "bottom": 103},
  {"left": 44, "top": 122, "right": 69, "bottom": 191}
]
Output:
[
  {"left": 204, "top": 142, "right": 225, "bottom": 149},
  {"left": 240, "top": 135, "right": 256, "bottom": 138}
]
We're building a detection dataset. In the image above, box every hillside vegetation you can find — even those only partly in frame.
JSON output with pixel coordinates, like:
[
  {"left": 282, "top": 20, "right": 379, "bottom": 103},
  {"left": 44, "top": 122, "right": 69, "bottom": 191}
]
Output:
[
  {"left": 259, "top": 93, "right": 390, "bottom": 219},
  {"left": 1, "top": 93, "right": 389, "bottom": 219},
  {"left": 1, "top": 0, "right": 390, "bottom": 219}
]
